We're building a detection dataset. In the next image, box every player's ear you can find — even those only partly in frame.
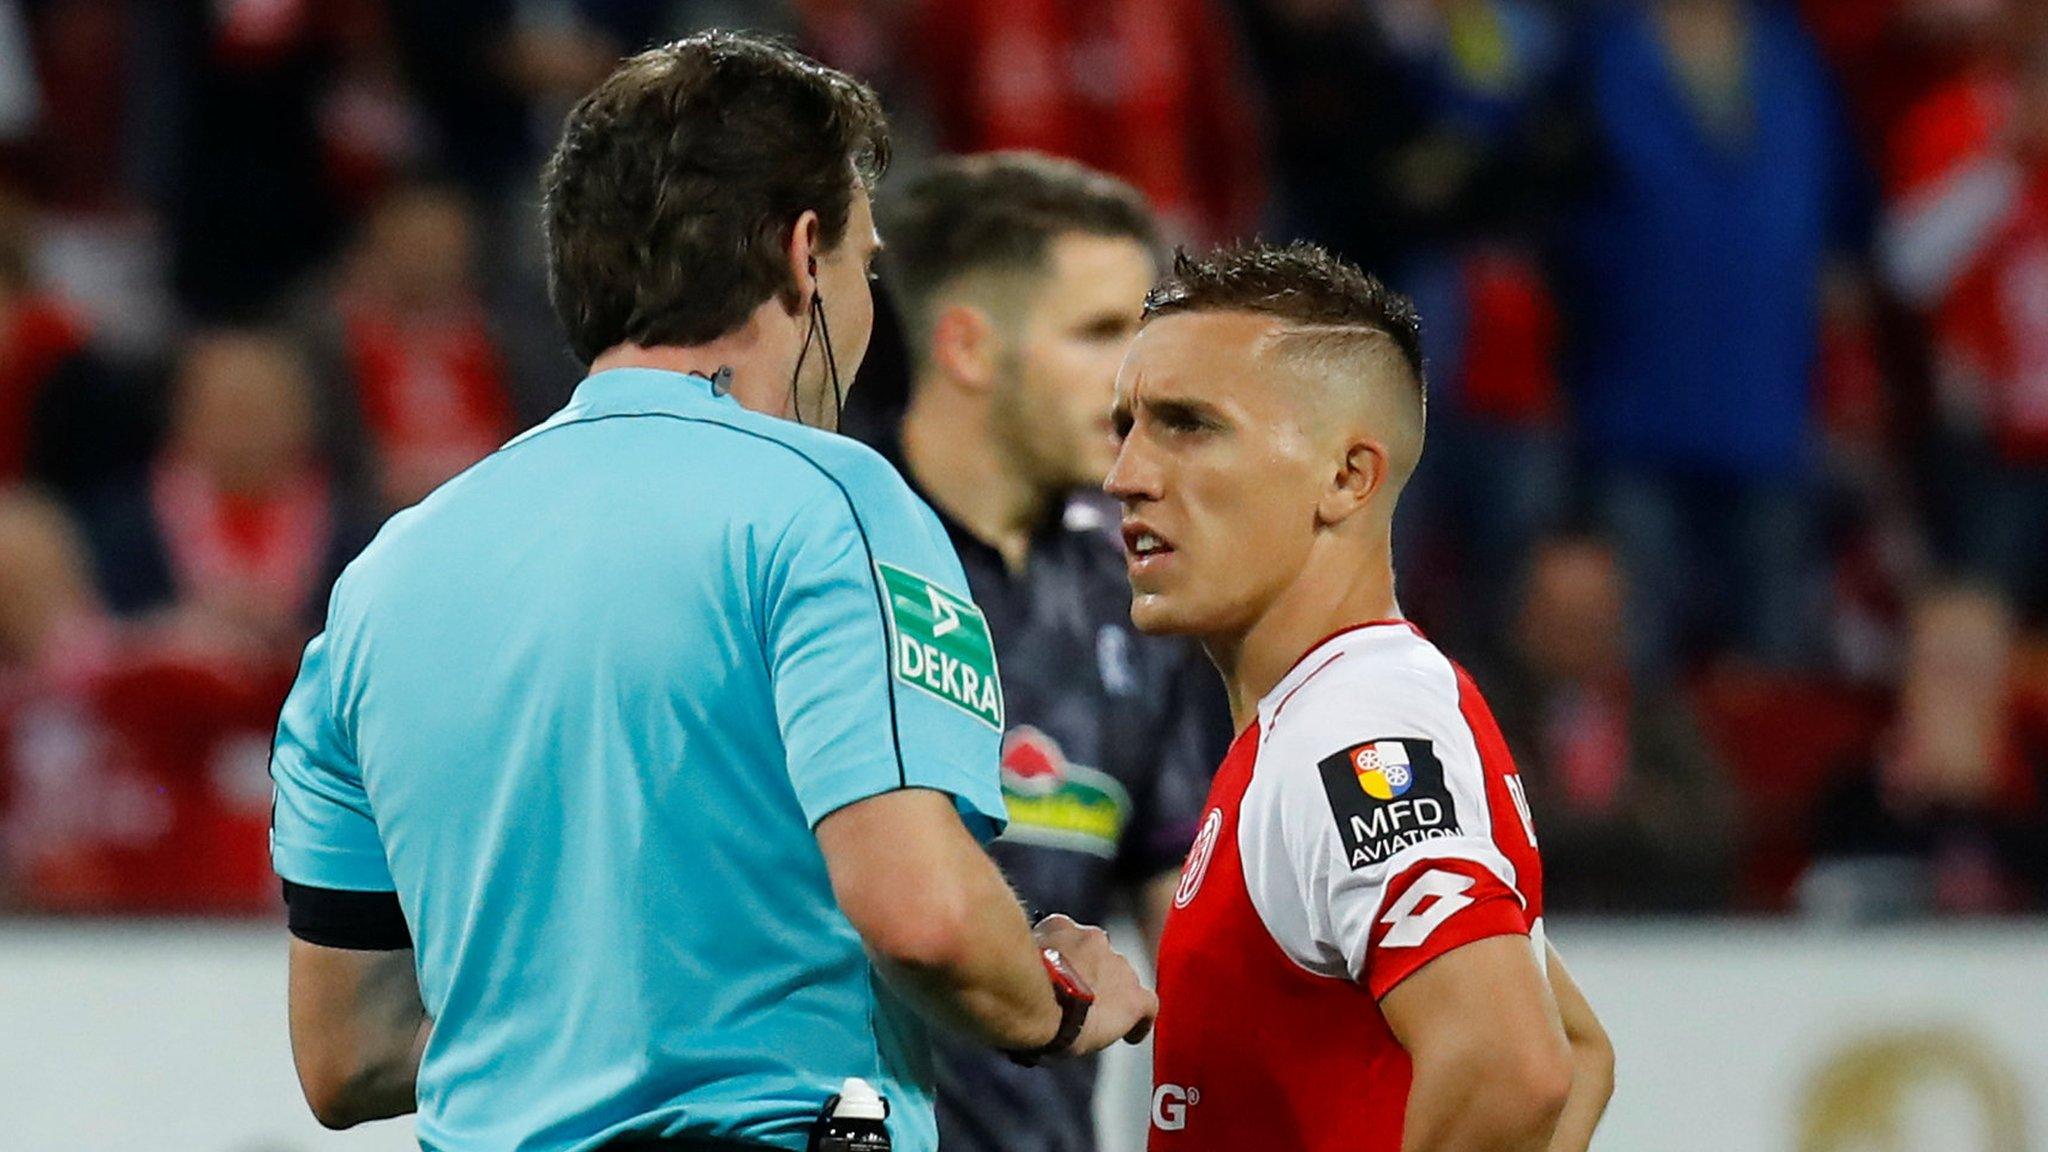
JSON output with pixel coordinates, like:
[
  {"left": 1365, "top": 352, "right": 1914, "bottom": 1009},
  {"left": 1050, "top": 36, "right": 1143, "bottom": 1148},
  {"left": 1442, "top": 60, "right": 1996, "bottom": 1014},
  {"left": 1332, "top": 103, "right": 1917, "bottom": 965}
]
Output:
[
  {"left": 782, "top": 210, "right": 824, "bottom": 315},
  {"left": 929, "top": 303, "right": 1003, "bottom": 394},
  {"left": 1316, "top": 438, "right": 1387, "bottom": 528}
]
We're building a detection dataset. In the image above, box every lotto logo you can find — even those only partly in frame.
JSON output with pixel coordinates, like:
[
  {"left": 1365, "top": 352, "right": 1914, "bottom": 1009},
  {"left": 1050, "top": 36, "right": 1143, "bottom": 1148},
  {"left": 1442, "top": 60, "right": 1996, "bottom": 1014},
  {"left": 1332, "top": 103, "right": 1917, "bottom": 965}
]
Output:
[
  {"left": 1380, "top": 869, "right": 1478, "bottom": 948},
  {"left": 1152, "top": 1084, "right": 1200, "bottom": 1131}
]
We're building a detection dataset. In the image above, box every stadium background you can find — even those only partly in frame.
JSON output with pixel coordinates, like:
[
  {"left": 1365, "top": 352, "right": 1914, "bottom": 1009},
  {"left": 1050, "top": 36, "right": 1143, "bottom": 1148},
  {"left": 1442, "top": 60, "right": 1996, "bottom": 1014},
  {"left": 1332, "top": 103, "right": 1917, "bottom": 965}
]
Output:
[{"left": 0, "top": 0, "right": 2044, "bottom": 1148}]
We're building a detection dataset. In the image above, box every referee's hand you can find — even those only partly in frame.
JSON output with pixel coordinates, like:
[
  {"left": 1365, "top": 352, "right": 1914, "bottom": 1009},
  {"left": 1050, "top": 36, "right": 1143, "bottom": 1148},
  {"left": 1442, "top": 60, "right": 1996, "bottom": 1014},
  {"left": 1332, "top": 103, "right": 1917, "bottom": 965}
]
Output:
[{"left": 1033, "top": 914, "right": 1160, "bottom": 1056}]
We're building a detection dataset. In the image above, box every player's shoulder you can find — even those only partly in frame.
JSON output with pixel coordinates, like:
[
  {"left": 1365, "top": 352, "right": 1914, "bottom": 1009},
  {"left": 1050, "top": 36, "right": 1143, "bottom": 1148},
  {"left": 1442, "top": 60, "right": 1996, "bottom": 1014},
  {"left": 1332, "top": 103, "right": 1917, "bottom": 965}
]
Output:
[
  {"left": 1261, "top": 624, "right": 1462, "bottom": 747},
  {"left": 1251, "top": 623, "right": 1492, "bottom": 790}
]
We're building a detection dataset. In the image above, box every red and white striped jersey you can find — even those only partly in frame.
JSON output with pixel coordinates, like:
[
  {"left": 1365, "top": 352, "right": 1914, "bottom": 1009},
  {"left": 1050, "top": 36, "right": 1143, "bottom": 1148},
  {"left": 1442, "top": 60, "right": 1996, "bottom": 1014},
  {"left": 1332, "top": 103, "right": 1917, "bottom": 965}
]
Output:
[{"left": 1148, "top": 621, "right": 1545, "bottom": 1151}]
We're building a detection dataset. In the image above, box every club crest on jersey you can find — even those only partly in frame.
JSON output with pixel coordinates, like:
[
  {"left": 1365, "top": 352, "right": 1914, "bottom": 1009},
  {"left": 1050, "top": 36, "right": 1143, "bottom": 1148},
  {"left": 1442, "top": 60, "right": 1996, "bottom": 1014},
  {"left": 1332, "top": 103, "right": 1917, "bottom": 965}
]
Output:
[
  {"left": 1350, "top": 740, "right": 1415, "bottom": 800},
  {"left": 1318, "top": 737, "right": 1457, "bottom": 869},
  {"left": 1174, "top": 807, "right": 1225, "bottom": 908},
  {"left": 997, "top": 726, "right": 1131, "bottom": 858}
]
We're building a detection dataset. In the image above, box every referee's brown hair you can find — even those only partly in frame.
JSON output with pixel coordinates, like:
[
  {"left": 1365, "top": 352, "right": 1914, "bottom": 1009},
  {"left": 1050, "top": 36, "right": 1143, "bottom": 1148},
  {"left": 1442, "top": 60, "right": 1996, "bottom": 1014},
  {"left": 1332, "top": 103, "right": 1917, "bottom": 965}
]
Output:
[{"left": 541, "top": 31, "right": 890, "bottom": 366}]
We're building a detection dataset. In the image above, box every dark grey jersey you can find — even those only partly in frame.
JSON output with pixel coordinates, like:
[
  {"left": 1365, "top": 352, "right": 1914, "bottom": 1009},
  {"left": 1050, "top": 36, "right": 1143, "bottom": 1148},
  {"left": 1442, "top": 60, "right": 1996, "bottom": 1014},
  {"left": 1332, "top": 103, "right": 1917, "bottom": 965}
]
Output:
[{"left": 922, "top": 492, "right": 1232, "bottom": 1152}]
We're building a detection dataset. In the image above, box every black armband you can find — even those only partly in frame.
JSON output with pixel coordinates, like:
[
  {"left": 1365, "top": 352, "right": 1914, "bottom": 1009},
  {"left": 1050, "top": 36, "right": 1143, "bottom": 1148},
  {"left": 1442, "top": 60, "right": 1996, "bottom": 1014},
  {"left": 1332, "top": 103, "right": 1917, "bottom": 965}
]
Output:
[{"left": 282, "top": 880, "right": 413, "bottom": 951}]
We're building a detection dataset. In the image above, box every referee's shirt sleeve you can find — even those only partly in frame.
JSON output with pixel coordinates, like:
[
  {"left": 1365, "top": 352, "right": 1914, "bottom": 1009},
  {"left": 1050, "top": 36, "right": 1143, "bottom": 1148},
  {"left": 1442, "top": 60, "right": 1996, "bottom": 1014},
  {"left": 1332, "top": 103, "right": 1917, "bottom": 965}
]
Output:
[
  {"left": 765, "top": 457, "right": 1008, "bottom": 842},
  {"left": 271, "top": 628, "right": 395, "bottom": 894}
]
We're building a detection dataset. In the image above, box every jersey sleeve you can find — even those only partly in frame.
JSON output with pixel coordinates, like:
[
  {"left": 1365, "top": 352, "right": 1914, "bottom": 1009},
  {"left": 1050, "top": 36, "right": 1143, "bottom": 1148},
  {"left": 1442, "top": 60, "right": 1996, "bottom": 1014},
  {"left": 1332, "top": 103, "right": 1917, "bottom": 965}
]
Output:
[
  {"left": 270, "top": 628, "right": 395, "bottom": 893},
  {"left": 1240, "top": 661, "right": 1531, "bottom": 999},
  {"left": 763, "top": 452, "right": 1007, "bottom": 840}
]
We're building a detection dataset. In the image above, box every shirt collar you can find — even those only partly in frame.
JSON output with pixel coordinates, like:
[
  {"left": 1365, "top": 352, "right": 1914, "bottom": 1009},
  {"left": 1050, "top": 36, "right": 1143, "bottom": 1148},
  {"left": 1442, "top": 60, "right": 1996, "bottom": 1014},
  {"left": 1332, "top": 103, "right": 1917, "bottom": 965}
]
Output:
[
  {"left": 872, "top": 422, "right": 1072, "bottom": 569},
  {"left": 1256, "top": 619, "right": 1422, "bottom": 731},
  {"left": 564, "top": 367, "right": 733, "bottom": 420},
  {"left": 868, "top": 425, "right": 983, "bottom": 559}
]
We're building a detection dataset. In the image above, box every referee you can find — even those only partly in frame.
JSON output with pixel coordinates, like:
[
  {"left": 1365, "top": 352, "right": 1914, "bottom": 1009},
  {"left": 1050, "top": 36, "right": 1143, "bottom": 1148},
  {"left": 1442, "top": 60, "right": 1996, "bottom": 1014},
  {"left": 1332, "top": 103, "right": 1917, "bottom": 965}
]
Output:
[{"left": 268, "top": 32, "right": 1155, "bottom": 1152}]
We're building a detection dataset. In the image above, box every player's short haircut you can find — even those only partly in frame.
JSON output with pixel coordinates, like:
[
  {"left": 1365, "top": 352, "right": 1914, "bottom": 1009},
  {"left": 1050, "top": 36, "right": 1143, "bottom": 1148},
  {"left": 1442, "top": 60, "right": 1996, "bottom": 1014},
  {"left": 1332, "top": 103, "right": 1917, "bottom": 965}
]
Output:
[
  {"left": 541, "top": 31, "right": 890, "bottom": 365},
  {"left": 1143, "top": 242, "right": 1426, "bottom": 429},
  {"left": 879, "top": 151, "right": 1159, "bottom": 362}
]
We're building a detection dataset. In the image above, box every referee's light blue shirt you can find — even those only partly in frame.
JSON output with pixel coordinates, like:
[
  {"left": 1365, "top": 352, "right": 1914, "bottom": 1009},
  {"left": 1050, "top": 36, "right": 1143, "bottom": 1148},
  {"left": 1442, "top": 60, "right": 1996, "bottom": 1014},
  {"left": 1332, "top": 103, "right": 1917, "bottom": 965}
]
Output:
[{"left": 270, "top": 368, "right": 1008, "bottom": 1152}]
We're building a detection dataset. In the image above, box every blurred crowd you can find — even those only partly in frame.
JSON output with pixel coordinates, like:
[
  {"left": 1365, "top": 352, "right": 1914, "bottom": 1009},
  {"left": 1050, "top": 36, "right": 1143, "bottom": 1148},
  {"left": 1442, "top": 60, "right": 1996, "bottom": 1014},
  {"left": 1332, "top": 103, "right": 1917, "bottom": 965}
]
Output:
[{"left": 1, "top": 0, "right": 2046, "bottom": 920}]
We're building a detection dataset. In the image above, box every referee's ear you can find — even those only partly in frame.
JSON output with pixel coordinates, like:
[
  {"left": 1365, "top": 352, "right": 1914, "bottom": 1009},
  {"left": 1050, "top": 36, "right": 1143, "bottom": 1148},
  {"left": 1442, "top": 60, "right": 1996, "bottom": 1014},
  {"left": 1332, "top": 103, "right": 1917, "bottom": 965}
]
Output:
[{"left": 783, "top": 209, "right": 825, "bottom": 315}]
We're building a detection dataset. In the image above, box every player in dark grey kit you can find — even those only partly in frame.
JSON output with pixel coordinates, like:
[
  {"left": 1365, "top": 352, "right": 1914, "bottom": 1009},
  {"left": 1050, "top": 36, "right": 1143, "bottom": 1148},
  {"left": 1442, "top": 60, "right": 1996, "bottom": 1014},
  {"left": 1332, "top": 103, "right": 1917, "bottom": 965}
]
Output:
[{"left": 876, "top": 152, "right": 1233, "bottom": 1152}]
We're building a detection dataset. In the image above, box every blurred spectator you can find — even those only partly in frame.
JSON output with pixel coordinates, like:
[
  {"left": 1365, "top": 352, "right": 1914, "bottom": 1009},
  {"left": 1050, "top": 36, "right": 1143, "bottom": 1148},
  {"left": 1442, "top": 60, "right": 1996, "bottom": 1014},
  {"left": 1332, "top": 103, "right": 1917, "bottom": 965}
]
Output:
[
  {"left": 800, "top": 0, "right": 920, "bottom": 126},
  {"left": 315, "top": 0, "right": 428, "bottom": 217},
  {"left": 1880, "top": 5, "right": 2048, "bottom": 616},
  {"left": 0, "top": 188, "right": 85, "bottom": 481},
  {"left": 0, "top": 486, "right": 104, "bottom": 682},
  {"left": 1813, "top": 264, "right": 1931, "bottom": 682},
  {"left": 1231, "top": 0, "right": 1418, "bottom": 270},
  {"left": 1233, "top": 0, "right": 1571, "bottom": 269},
  {"left": 1367, "top": 0, "right": 1575, "bottom": 647},
  {"left": 1805, "top": 583, "right": 2048, "bottom": 916},
  {"left": 0, "top": 483, "right": 116, "bottom": 908},
  {"left": 82, "top": 330, "right": 364, "bottom": 658},
  {"left": 906, "top": 0, "right": 1265, "bottom": 244},
  {"left": 382, "top": 0, "right": 579, "bottom": 202},
  {"left": 0, "top": 188, "right": 156, "bottom": 506},
  {"left": 1375, "top": 0, "right": 1574, "bottom": 253},
  {"left": 147, "top": 0, "right": 343, "bottom": 320},
  {"left": 1558, "top": 0, "right": 1859, "bottom": 672},
  {"left": 0, "top": 485, "right": 284, "bottom": 914},
  {"left": 0, "top": 0, "right": 35, "bottom": 146},
  {"left": 1798, "top": 0, "right": 1964, "bottom": 150},
  {"left": 1479, "top": 532, "right": 1740, "bottom": 913},
  {"left": 7, "top": 0, "right": 127, "bottom": 207},
  {"left": 308, "top": 183, "right": 517, "bottom": 513}
]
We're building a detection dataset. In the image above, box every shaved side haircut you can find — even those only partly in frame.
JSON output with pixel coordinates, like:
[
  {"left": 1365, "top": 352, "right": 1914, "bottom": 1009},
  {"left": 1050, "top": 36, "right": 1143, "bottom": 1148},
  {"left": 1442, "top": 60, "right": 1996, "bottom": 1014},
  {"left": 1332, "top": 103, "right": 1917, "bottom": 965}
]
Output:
[{"left": 1142, "top": 242, "right": 1426, "bottom": 479}]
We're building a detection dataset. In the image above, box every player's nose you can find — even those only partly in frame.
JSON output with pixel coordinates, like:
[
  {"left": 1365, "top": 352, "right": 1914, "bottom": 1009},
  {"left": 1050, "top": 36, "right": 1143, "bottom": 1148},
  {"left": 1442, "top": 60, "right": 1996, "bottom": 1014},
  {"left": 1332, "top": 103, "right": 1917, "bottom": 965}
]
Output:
[{"left": 1103, "top": 432, "right": 1163, "bottom": 503}]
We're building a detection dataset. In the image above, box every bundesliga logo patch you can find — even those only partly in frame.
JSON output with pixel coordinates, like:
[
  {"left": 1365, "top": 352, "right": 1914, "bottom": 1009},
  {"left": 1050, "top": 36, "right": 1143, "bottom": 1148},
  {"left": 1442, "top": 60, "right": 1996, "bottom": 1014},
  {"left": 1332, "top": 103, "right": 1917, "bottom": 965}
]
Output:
[
  {"left": 1317, "top": 738, "right": 1457, "bottom": 869},
  {"left": 877, "top": 561, "right": 1004, "bottom": 730}
]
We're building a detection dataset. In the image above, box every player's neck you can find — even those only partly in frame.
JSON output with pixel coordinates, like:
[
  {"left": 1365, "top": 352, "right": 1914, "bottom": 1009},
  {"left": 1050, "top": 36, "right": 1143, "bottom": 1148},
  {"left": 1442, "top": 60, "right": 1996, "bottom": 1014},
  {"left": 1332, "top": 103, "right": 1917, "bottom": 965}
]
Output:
[
  {"left": 900, "top": 387, "right": 1055, "bottom": 574},
  {"left": 1210, "top": 542, "right": 1400, "bottom": 730}
]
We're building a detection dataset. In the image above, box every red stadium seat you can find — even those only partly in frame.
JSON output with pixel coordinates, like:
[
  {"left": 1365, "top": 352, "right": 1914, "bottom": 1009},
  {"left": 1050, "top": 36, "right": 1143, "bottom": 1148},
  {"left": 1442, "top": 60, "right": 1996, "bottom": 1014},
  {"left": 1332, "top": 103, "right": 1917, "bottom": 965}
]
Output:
[{"left": 1689, "top": 669, "right": 1887, "bottom": 911}]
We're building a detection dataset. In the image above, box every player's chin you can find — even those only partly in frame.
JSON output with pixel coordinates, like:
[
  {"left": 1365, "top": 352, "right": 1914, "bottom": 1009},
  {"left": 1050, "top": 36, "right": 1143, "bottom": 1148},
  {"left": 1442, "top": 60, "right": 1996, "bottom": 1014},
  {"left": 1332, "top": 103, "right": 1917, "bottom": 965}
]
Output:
[{"left": 1128, "top": 590, "right": 1195, "bottom": 636}]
